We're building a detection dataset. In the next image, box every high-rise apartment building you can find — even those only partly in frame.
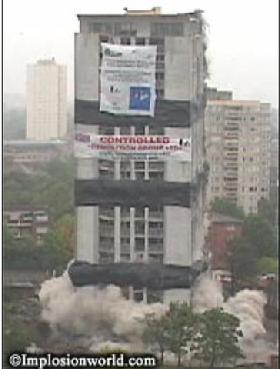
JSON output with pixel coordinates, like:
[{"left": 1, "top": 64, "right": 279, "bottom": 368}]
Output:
[
  {"left": 26, "top": 58, "right": 67, "bottom": 140},
  {"left": 74, "top": 8, "right": 207, "bottom": 303},
  {"left": 205, "top": 98, "right": 271, "bottom": 214}
]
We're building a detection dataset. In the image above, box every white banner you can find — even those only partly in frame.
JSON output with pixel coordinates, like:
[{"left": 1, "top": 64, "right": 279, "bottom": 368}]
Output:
[
  {"left": 100, "top": 43, "right": 157, "bottom": 116},
  {"left": 75, "top": 133, "right": 191, "bottom": 162}
]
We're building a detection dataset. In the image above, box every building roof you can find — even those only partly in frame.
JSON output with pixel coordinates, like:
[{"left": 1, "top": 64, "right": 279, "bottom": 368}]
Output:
[
  {"left": 4, "top": 139, "right": 67, "bottom": 147},
  {"left": 207, "top": 100, "right": 263, "bottom": 106},
  {"left": 4, "top": 206, "right": 48, "bottom": 212},
  {"left": 210, "top": 212, "right": 243, "bottom": 224},
  {"left": 77, "top": 11, "right": 202, "bottom": 19}
]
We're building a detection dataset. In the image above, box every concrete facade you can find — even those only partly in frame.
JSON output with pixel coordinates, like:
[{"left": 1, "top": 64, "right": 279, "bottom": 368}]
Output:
[
  {"left": 26, "top": 59, "right": 67, "bottom": 140},
  {"left": 74, "top": 9, "right": 207, "bottom": 302},
  {"left": 205, "top": 99, "right": 271, "bottom": 214}
]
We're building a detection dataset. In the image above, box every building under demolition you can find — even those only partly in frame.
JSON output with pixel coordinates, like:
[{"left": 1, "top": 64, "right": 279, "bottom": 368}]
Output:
[{"left": 73, "top": 7, "right": 208, "bottom": 303}]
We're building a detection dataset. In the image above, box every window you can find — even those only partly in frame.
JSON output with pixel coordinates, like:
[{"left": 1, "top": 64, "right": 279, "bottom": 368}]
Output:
[
  {"left": 135, "top": 37, "right": 145, "bottom": 45},
  {"left": 135, "top": 171, "right": 145, "bottom": 180},
  {"left": 135, "top": 238, "right": 145, "bottom": 252},
  {"left": 156, "top": 72, "right": 164, "bottom": 80},
  {"left": 114, "top": 23, "right": 137, "bottom": 36},
  {"left": 120, "top": 37, "right": 131, "bottom": 45},
  {"left": 149, "top": 172, "right": 164, "bottom": 180},
  {"left": 135, "top": 126, "right": 145, "bottom": 135},
  {"left": 133, "top": 289, "right": 144, "bottom": 302},
  {"left": 135, "top": 208, "right": 145, "bottom": 218},
  {"left": 151, "top": 23, "right": 184, "bottom": 37},
  {"left": 135, "top": 221, "right": 145, "bottom": 234},
  {"left": 99, "top": 126, "right": 114, "bottom": 135},
  {"left": 90, "top": 23, "right": 112, "bottom": 34},
  {"left": 149, "top": 126, "right": 164, "bottom": 135},
  {"left": 99, "top": 35, "right": 109, "bottom": 43}
]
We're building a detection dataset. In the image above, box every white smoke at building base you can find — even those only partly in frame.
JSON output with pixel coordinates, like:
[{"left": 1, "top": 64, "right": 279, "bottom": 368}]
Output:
[
  {"left": 192, "top": 274, "right": 277, "bottom": 364},
  {"left": 39, "top": 270, "right": 276, "bottom": 362},
  {"left": 39, "top": 271, "right": 165, "bottom": 349}
]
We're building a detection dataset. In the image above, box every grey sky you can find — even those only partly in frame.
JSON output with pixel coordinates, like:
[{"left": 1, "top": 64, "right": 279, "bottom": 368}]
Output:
[{"left": 3, "top": 0, "right": 279, "bottom": 108}]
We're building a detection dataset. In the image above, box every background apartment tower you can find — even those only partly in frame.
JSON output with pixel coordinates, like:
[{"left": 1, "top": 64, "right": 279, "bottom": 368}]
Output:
[
  {"left": 205, "top": 94, "right": 271, "bottom": 214},
  {"left": 74, "top": 8, "right": 207, "bottom": 303},
  {"left": 26, "top": 58, "right": 67, "bottom": 140}
]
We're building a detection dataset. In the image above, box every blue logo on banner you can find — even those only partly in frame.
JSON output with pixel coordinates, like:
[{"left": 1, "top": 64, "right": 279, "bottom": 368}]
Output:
[{"left": 129, "top": 87, "right": 151, "bottom": 111}]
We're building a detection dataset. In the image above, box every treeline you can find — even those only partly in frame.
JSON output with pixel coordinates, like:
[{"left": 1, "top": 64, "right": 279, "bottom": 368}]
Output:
[
  {"left": 142, "top": 302, "right": 244, "bottom": 368},
  {"left": 211, "top": 198, "right": 278, "bottom": 292},
  {"left": 3, "top": 159, "right": 76, "bottom": 272}
]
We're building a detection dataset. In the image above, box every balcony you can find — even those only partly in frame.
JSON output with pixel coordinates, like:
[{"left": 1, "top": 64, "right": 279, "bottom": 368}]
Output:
[
  {"left": 149, "top": 228, "right": 163, "bottom": 238},
  {"left": 99, "top": 243, "right": 114, "bottom": 252},
  {"left": 99, "top": 209, "right": 114, "bottom": 219}
]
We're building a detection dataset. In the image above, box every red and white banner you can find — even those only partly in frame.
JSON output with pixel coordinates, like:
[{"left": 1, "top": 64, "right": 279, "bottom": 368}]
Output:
[{"left": 75, "top": 133, "right": 191, "bottom": 161}]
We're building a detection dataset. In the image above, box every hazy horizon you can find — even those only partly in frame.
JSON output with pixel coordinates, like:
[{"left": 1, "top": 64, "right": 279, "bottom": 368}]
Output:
[{"left": 3, "top": 0, "right": 279, "bottom": 108}]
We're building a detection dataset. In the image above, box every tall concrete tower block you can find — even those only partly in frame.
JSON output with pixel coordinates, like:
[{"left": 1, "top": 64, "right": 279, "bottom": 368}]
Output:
[{"left": 74, "top": 9, "right": 208, "bottom": 303}]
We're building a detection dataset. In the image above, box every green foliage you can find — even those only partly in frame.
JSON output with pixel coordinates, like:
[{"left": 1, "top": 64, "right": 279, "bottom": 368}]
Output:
[
  {"left": 194, "top": 308, "right": 244, "bottom": 368},
  {"left": 243, "top": 215, "right": 278, "bottom": 258},
  {"left": 3, "top": 302, "right": 38, "bottom": 358},
  {"left": 258, "top": 197, "right": 277, "bottom": 225},
  {"left": 165, "top": 302, "right": 198, "bottom": 366},
  {"left": 4, "top": 158, "right": 75, "bottom": 221},
  {"left": 3, "top": 226, "right": 71, "bottom": 272},
  {"left": 3, "top": 159, "right": 75, "bottom": 272},
  {"left": 211, "top": 197, "right": 278, "bottom": 289},
  {"left": 143, "top": 303, "right": 199, "bottom": 366},
  {"left": 142, "top": 313, "right": 169, "bottom": 365},
  {"left": 142, "top": 304, "right": 244, "bottom": 368},
  {"left": 210, "top": 198, "right": 245, "bottom": 220},
  {"left": 229, "top": 236, "right": 259, "bottom": 284},
  {"left": 3, "top": 107, "right": 26, "bottom": 140},
  {"left": 51, "top": 214, "right": 76, "bottom": 253},
  {"left": 257, "top": 257, "right": 278, "bottom": 274}
]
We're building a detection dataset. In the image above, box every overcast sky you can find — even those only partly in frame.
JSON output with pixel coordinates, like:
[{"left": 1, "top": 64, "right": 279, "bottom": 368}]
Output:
[{"left": 3, "top": 0, "right": 279, "bottom": 108}]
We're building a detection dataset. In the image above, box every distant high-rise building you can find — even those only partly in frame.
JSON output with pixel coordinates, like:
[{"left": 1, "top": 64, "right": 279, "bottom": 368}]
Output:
[
  {"left": 205, "top": 99, "right": 271, "bottom": 214},
  {"left": 26, "top": 58, "right": 67, "bottom": 140}
]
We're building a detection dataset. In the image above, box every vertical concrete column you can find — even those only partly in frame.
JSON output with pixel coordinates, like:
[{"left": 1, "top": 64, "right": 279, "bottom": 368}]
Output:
[
  {"left": 114, "top": 207, "right": 121, "bottom": 262},
  {"left": 144, "top": 125, "right": 149, "bottom": 180},
  {"left": 144, "top": 207, "right": 149, "bottom": 262},
  {"left": 130, "top": 207, "right": 135, "bottom": 261},
  {"left": 76, "top": 125, "right": 99, "bottom": 263},
  {"left": 130, "top": 126, "right": 135, "bottom": 180}
]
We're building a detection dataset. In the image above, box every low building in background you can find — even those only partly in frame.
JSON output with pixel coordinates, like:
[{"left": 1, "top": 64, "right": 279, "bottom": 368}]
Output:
[
  {"left": 206, "top": 86, "right": 233, "bottom": 101},
  {"left": 206, "top": 212, "right": 243, "bottom": 272},
  {"left": 4, "top": 207, "right": 50, "bottom": 245}
]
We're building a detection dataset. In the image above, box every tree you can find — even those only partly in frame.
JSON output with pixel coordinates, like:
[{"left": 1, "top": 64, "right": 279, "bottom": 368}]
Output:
[
  {"left": 243, "top": 215, "right": 277, "bottom": 258},
  {"left": 257, "top": 257, "right": 278, "bottom": 274},
  {"left": 228, "top": 236, "right": 259, "bottom": 292},
  {"left": 210, "top": 198, "right": 245, "bottom": 220},
  {"left": 258, "top": 197, "right": 277, "bottom": 226},
  {"left": 142, "top": 313, "right": 169, "bottom": 365},
  {"left": 165, "top": 302, "right": 198, "bottom": 366},
  {"left": 194, "top": 308, "right": 244, "bottom": 368}
]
